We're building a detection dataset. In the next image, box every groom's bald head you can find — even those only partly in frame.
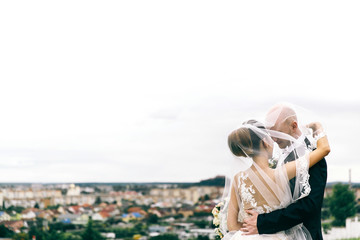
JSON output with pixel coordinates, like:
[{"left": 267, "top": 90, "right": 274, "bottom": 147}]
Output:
[
  {"left": 265, "top": 103, "right": 301, "bottom": 148},
  {"left": 266, "top": 104, "right": 297, "bottom": 127}
]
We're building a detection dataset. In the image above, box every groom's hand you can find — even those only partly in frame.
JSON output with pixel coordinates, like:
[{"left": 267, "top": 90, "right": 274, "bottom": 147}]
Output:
[{"left": 241, "top": 210, "right": 259, "bottom": 235}]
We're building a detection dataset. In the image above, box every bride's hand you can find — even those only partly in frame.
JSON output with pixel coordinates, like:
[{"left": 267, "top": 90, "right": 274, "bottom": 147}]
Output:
[{"left": 306, "top": 122, "right": 324, "bottom": 137}]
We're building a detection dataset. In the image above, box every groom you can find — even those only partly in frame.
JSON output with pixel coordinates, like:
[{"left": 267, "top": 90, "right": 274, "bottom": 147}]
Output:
[{"left": 240, "top": 104, "right": 328, "bottom": 240}]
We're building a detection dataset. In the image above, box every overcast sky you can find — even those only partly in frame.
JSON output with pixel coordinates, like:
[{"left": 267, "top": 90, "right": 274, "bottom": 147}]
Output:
[{"left": 1, "top": 0, "right": 359, "bottom": 183}]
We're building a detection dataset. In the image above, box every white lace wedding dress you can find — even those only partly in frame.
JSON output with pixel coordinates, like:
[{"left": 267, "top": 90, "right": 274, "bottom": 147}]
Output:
[{"left": 221, "top": 155, "right": 312, "bottom": 240}]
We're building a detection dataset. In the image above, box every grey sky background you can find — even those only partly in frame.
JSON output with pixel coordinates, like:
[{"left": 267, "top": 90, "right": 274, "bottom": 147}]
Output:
[{"left": 1, "top": 1, "right": 359, "bottom": 183}]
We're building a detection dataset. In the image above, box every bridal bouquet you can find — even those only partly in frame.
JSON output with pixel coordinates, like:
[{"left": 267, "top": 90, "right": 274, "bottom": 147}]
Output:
[{"left": 212, "top": 201, "right": 225, "bottom": 239}]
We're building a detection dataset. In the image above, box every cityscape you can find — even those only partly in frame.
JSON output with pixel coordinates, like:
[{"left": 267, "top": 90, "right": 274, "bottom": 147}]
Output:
[
  {"left": 0, "top": 176, "right": 225, "bottom": 240},
  {"left": 1, "top": 176, "right": 360, "bottom": 240}
]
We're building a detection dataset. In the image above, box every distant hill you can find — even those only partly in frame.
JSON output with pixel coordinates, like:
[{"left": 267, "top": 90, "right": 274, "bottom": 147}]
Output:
[{"left": 194, "top": 175, "right": 225, "bottom": 187}]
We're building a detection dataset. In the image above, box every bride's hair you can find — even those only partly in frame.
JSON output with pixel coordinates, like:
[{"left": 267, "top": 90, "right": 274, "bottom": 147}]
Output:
[{"left": 228, "top": 120, "right": 266, "bottom": 157}]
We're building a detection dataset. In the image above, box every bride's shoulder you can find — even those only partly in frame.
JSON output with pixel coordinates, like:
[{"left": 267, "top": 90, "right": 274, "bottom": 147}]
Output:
[
  {"left": 234, "top": 170, "right": 246, "bottom": 177},
  {"left": 233, "top": 170, "right": 250, "bottom": 182}
]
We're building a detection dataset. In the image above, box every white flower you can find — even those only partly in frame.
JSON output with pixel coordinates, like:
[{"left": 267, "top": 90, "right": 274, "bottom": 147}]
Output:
[
  {"left": 214, "top": 228, "right": 224, "bottom": 238},
  {"left": 213, "top": 216, "right": 220, "bottom": 226},
  {"left": 212, "top": 207, "right": 219, "bottom": 216}
]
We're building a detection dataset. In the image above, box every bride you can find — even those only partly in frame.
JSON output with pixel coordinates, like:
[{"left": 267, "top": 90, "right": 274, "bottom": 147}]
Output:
[{"left": 219, "top": 119, "right": 330, "bottom": 240}]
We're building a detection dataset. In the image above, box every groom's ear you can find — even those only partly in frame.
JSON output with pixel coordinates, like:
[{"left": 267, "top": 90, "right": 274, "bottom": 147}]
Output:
[{"left": 291, "top": 121, "right": 298, "bottom": 130}]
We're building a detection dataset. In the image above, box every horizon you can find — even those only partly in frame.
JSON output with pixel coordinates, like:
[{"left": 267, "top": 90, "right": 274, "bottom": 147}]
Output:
[{"left": 0, "top": 179, "right": 357, "bottom": 186}]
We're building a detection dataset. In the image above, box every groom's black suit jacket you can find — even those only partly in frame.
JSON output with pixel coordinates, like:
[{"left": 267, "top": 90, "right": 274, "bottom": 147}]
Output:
[{"left": 257, "top": 138, "right": 327, "bottom": 240}]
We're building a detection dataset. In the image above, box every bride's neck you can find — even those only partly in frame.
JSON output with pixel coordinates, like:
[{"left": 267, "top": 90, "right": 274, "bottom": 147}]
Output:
[{"left": 253, "top": 155, "right": 269, "bottom": 170}]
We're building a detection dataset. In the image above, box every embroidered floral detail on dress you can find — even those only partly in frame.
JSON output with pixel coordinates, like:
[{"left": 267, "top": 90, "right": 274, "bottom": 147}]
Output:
[
  {"left": 296, "top": 154, "right": 311, "bottom": 199},
  {"left": 263, "top": 204, "right": 274, "bottom": 213},
  {"left": 238, "top": 172, "right": 257, "bottom": 209},
  {"left": 236, "top": 171, "right": 283, "bottom": 218}
]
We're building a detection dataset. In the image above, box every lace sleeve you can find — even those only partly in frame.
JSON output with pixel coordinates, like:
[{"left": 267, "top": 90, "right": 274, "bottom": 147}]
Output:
[
  {"left": 276, "top": 151, "right": 311, "bottom": 204},
  {"left": 293, "top": 152, "right": 311, "bottom": 201}
]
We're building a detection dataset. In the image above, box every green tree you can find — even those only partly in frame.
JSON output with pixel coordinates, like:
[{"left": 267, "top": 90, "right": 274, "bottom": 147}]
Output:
[
  {"left": 6, "top": 205, "right": 25, "bottom": 214},
  {"left": 45, "top": 230, "right": 66, "bottom": 240},
  {"left": 146, "top": 213, "right": 159, "bottom": 224},
  {"left": 111, "top": 227, "right": 137, "bottom": 238},
  {"left": 46, "top": 204, "right": 60, "bottom": 210},
  {"left": 193, "top": 212, "right": 211, "bottom": 217},
  {"left": 28, "top": 225, "right": 46, "bottom": 240},
  {"left": 106, "top": 217, "right": 118, "bottom": 225},
  {"left": 63, "top": 232, "right": 82, "bottom": 240},
  {"left": 321, "top": 196, "right": 331, "bottom": 220},
  {"left": 193, "top": 220, "right": 209, "bottom": 228},
  {"left": 49, "top": 222, "right": 76, "bottom": 232},
  {"left": 197, "top": 236, "right": 210, "bottom": 240},
  {"left": 95, "top": 196, "right": 102, "bottom": 205},
  {"left": 0, "top": 224, "right": 13, "bottom": 237},
  {"left": 81, "top": 217, "right": 104, "bottom": 240},
  {"left": 329, "top": 184, "right": 356, "bottom": 226},
  {"left": 198, "top": 194, "right": 210, "bottom": 202},
  {"left": 322, "top": 222, "right": 332, "bottom": 234},
  {"left": 12, "top": 233, "right": 29, "bottom": 240},
  {"left": 149, "top": 233, "right": 179, "bottom": 240}
]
